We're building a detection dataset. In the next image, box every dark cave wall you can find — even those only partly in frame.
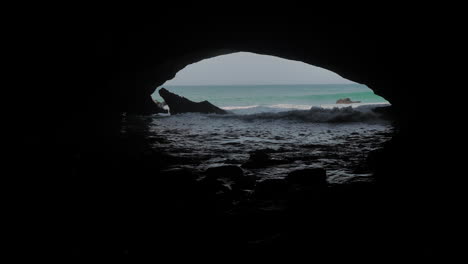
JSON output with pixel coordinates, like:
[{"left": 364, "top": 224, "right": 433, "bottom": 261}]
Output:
[
  {"left": 15, "top": 13, "right": 430, "bottom": 180},
  {"left": 13, "top": 9, "right": 433, "bottom": 164},
  {"left": 14, "top": 4, "right": 440, "bottom": 143},
  {"left": 10, "top": 9, "right": 454, "bottom": 260},
  {"left": 105, "top": 22, "right": 403, "bottom": 113},
  {"left": 14, "top": 12, "right": 435, "bottom": 183},
  {"left": 23, "top": 13, "right": 421, "bottom": 125}
]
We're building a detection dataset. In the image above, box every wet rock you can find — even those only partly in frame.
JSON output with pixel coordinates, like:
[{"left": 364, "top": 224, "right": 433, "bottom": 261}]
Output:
[
  {"left": 206, "top": 165, "right": 244, "bottom": 179},
  {"left": 159, "top": 87, "right": 228, "bottom": 115},
  {"left": 254, "top": 179, "right": 289, "bottom": 200},
  {"left": 301, "top": 144, "right": 328, "bottom": 149},
  {"left": 249, "top": 150, "right": 270, "bottom": 163},
  {"left": 153, "top": 99, "right": 169, "bottom": 114},
  {"left": 205, "top": 165, "right": 256, "bottom": 190},
  {"left": 371, "top": 105, "right": 395, "bottom": 120},
  {"left": 223, "top": 158, "right": 242, "bottom": 164},
  {"left": 242, "top": 150, "right": 288, "bottom": 168},
  {"left": 286, "top": 168, "right": 327, "bottom": 187},
  {"left": 197, "top": 171, "right": 236, "bottom": 211}
]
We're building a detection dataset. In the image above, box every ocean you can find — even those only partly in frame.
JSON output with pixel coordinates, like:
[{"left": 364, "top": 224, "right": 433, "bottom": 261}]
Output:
[
  {"left": 135, "top": 84, "right": 393, "bottom": 184},
  {"left": 151, "top": 83, "right": 388, "bottom": 114}
]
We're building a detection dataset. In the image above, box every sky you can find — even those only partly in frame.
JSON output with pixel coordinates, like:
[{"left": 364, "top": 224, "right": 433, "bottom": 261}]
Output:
[{"left": 163, "top": 52, "right": 355, "bottom": 86}]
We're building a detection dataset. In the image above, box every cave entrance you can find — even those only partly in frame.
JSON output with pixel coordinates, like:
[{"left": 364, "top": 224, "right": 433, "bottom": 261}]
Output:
[
  {"left": 151, "top": 52, "right": 388, "bottom": 113},
  {"left": 141, "top": 52, "right": 393, "bottom": 184}
]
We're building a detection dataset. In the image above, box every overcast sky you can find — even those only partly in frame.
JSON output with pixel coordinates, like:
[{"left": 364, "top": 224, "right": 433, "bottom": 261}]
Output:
[{"left": 163, "top": 52, "right": 355, "bottom": 85}]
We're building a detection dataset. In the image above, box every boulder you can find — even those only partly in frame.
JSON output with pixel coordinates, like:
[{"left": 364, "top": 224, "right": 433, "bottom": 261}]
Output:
[
  {"left": 158, "top": 87, "right": 228, "bottom": 115},
  {"left": 205, "top": 165, "right": 256, "bottom": 190},
  {"left": 153, "top": 99, "right": 168, "bottom": 113},
  {"left": 286, "top": 168, "right": 327, "bottom": 187},
  {"left": 254, "top": 179, "right": 289, "bottom": 200},
  {"left": 336, "top": 98, "right": 361, "bottom": 104}
]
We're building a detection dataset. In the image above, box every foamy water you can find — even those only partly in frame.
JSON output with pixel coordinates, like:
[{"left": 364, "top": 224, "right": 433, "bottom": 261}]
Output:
[
  {"left": 223, "top": 102, "right": 389, "bottom": 112},
  {"left": 144, "top": 84, "right": 393, "bottom": 183},
  {"left": 124, "top": 103, "right": 394, "bottom": 184}
]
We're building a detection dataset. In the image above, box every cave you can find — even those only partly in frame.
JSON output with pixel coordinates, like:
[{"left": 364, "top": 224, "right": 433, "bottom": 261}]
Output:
[
  {"left": 12, "top": 9, "right": 451, "bottom": 261},
  {"left": 144, "top": 52, "right": 393, "bottom": 183}
]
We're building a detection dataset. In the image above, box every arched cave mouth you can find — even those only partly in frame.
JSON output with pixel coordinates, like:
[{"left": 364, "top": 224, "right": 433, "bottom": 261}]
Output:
[
  {"left": 82, "top": 51, "right": 399, "bottom": 258},
  {"left": 123, "top": 52, "right": 395, "bottom": 185},
  {"left": 17, "top": 14, "right": 445, "bottom": 261}
]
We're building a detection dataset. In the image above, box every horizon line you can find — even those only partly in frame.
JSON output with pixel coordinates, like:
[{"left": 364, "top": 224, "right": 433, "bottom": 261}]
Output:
[{"left": 159, "top": 83, "right": 361, "bottom": 87}]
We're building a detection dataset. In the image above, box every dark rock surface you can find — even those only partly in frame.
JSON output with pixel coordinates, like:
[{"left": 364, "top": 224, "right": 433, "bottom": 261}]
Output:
[
  {"left": 153, "top": 99, "right": 168, "bottom": 114},
  {"left": 205, "top": 165, "right": 256, "bottom": 190},
  {"left": 159, "top": 88, "right": 228, "bottom": 115},
  {"left": 286, "top": 168, "right": 327, "bottom": 187},
  {"left": 254, "top": 179, "right": 289, "bottom": 200},
  {"left": 242, "top": 149, "right": 288, "bottom": 168}
]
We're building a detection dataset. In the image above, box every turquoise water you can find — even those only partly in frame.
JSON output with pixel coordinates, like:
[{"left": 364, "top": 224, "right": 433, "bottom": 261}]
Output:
[
  {"left": 152, "top": 84, "right": 388, "bottom": 110},
  {"left": 145, "top": 83, "right": 393, "bottom": 182}
]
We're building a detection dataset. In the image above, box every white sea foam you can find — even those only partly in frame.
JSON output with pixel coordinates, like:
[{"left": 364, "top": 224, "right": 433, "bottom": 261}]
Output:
[
  {"left": 222, "top": 102, "right": 390, "bottom": 113},
  {"left": 238, "top": 107, "right": 386, "bottom": 123},
  {"left": 146, "top": 103, "right": 395, "bottom": 183},
  {"left": 218, "top": 103, "right": 391, "bottom": 122},
  {"left": 319, "top": 102, "right": 390, "bottom": 109},
  {"left": 222, "top": 105, "right": 260, "bottom": 110},
  {"left": 268, "top": 104, "right": 313, "bottom": 110}
]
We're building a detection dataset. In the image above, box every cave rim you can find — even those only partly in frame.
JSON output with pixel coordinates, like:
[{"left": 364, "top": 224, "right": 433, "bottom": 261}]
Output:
[
  {"left": 148, "top": 51, "right": 390, "bottom": 109},
  {"left": 128, "top": 51, "right": 395, "bottom": 184}
]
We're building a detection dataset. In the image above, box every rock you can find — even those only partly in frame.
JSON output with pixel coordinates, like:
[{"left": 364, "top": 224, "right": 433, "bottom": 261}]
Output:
[
  {"left": 371, "top": 105, "right": 395, "bottom": 120},
  {"left": 205, "top": 165, "right": 255, "bottom": 190},
  {"left": 206, "top": 165, "right": 244, "bottom": 180},
  {"left": 242, "top": 150, "right": 288, "bottom": 168},
  {"left": 158, "top": 87, "right": 228, "bottom": 115},
  {"left": 248, "top": 150, "right": 270, "bottom": 163},
  {"left": 197, "top": 168, "right": 238, "bottom": 210},
  {"left": 336, "top": 98, "right": 361, "bottom": 104},
  {"left": 254, "top": 179, "right": 289, "bottom": 200},
  {"left": 153, "top": 99, "right": 168, "bottom": 114},
  {"left": 286, "top": 168, "right": 327, "bottom": 187}
]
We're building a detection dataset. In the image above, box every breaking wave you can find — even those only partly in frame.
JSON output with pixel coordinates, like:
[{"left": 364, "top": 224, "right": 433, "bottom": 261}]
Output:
[{"left": 215, "top": 104, "right": 392, "bottom": 123}]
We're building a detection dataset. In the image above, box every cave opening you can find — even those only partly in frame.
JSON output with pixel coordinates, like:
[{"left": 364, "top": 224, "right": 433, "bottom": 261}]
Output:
[
  {"left": 136, "top": 52, "right": 394, "bottom": 185},
  {"left": 14, "top": 13, "right": 447, "bottom": 261},
  {"left": 108, "top": 51, "right": 398, "bottom": 258}
]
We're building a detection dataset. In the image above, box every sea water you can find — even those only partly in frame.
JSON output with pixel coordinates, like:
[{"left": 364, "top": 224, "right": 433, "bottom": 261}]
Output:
[
  {"left": 152, "top": 84, "right": 388, "bottom": 113},
  {"left": 140, "top": 84, "right": 393, "bottom": 183}
]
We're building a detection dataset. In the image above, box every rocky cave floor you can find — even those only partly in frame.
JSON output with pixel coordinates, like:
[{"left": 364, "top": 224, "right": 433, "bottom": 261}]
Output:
[{"left": 66, "top": 118, "right": 409, "bottom": 260}]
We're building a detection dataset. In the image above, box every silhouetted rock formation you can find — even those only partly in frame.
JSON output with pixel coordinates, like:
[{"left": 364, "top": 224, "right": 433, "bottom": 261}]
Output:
[
  {"left": 153, "top": 99, "right": 168, "bottom": 114},
  {"left": 336, "top": 98, "right": 361, "bottom": 104},
  {"left": 159, "top": 88, "right": 228, "bottom": 115}
]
